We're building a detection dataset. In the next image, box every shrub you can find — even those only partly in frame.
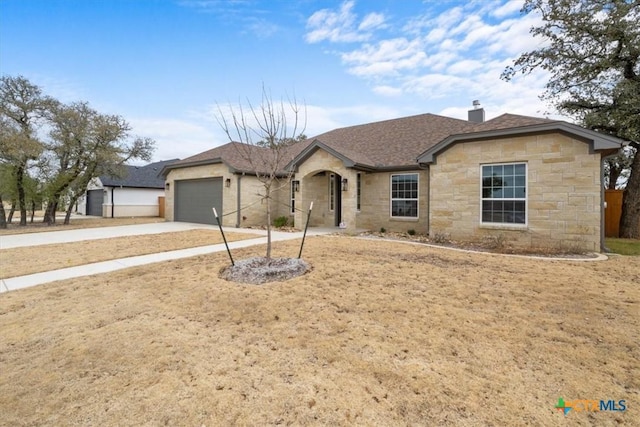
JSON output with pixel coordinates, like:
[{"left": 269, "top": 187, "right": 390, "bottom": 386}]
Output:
[
  {"left": 273, "top": 216, "right": 288, "bottom": 228},
  {"left": 407, "top": 229, "right": 416, "bottom": 236},
  {"left": 380, "top": 227, "right": 386, "bottom": 233}
]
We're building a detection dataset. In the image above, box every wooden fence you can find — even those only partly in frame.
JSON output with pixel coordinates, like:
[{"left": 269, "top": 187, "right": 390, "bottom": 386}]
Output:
[
  {"left": 605, "top": 190, "right": 623, "bottom": 238},
  {"left": 158, "top": 196, "right": 165, "bottom": 218}
]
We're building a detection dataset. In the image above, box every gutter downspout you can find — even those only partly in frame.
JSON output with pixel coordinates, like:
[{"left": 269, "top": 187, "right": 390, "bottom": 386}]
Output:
[{"left": 236, "top": 174, "right": 242, "bottom": 228}]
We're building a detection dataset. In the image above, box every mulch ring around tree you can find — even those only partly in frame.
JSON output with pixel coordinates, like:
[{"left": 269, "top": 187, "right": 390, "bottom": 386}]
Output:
[{"left": 219, "top": 257, "right": 311, "bottom": 285}]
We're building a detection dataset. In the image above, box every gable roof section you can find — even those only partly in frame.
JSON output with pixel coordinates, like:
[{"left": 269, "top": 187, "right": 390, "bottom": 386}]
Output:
[
  {"left": 101, "top": 159, "right": 179, "bottom": 188},
  {"left": 417, "top": 113, "right": 625, "bottom": 164},
  {"left": 289, "top": 113, "right": 475, "bottom": 170},
  {"left": 161, "top": 141, "right": 313, "bottom": 177}
]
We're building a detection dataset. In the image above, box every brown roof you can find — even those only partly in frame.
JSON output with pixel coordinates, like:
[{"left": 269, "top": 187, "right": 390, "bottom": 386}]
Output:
[
  {"left": 464, "top": 113, "right": 557, "bottom": 133},
  {"left": 166, "top": 112, "right": 612, "bottom": 174},
  {"left": 309, "top": 113, "right": 475, "bottom": 168},
  {"left": 163, "top": 140, "right": 313, "bottom": 176}
]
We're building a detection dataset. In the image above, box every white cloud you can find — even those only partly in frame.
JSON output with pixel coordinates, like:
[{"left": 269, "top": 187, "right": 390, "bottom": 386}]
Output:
[
  {"left": 129, "top": 117, "right": 223, "bottom": 162},
  {"left": 491, "top": 0, "right": 523, "bottom": 18},
  {"left": 305, "top": 0, "right": 385, "bottom": 43},
  {"left": 304, "top": 0, "right": 559, "bottom": 122}
]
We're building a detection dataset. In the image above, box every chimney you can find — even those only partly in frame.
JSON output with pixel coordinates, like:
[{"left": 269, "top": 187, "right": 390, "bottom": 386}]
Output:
[{"left": 468, "top": 100, "right": 485, "bottom": 123}]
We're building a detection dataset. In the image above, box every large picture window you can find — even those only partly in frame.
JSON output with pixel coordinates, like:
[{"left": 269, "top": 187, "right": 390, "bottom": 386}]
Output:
[
  {"left": 391, "top": 173, "right": 418, "bottom": 218},
  {"left": 481, "top": 163, "right": 526, "bottom": 224}
]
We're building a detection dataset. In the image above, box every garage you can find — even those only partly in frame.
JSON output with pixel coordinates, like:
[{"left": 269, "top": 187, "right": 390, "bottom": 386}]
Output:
[
  {"left": 174, "top": 177, "right": 223, "bottom": 224},
  {"left": 86, "top": 189, "right": 104, "bottom": 216}
]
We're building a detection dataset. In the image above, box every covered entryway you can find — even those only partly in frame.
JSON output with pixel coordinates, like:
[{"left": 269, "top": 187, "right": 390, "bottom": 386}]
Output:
[
  {"left": 174, "top": 178, "right": 222, "bottom": 224},
  {"left": 86, "top": 189, "right": 103, "bottom": 216}
]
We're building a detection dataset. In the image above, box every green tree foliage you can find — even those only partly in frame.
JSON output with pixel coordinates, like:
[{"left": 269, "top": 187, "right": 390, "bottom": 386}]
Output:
[
  {"left": 502, "top": 0, "right": 640, "bottom": 238},
  {"left": 42, "top": 102, "right": 154, "bottom": 224},
  {"left": 0, "top": 75, "right": 155, "bottom": 227},
  {"left": 0, "top": 76, "right": 53, "bottom": 226}
]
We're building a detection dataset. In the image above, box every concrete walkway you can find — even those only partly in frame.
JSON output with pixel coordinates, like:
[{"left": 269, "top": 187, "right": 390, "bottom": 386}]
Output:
[{"left": 0, "top": 223, "right": 332, "bottom": 293}]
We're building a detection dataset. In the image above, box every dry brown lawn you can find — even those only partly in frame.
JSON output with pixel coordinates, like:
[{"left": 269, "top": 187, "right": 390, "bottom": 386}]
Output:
[
  {"left": 0, "top": 230, "right": 256, "bottom": 278},
  {"left": 0, "top": 216, "right": 164, "bottom": 235},
  {"left": 1, "top": 236, "right": 638, "bottom": 426}
]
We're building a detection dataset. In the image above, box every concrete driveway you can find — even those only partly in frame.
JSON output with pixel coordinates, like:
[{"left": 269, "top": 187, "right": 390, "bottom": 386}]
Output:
[{"left": 0, "top": 222, "right": 330, "bottom": 293}]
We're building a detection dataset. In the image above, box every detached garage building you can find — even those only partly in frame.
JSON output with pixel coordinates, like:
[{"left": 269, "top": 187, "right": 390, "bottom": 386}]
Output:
[{"left": 78, "top": 159, "right": 177, "bottom": 218}]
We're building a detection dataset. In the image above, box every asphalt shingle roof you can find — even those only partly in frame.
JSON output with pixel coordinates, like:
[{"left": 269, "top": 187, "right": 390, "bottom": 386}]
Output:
[
  {"left": 101, "top": 159, "right": 178, "bottom": 188},
  {"left": 164, "top": 112, "right": 592, "bottom": 173}
]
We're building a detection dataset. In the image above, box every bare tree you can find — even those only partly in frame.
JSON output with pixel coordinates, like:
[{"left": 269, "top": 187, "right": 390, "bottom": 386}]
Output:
[{"left": 217, "top": 87, "right": 306, "bottom": 259}]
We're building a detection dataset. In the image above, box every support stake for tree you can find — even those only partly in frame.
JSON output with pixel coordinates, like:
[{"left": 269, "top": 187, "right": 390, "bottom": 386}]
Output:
[
  {"left": 213, "top": 207, "right": 234, "bottom": 266},
  {"left": 298, "top": 201, "right": 313, "bottom": 259}
]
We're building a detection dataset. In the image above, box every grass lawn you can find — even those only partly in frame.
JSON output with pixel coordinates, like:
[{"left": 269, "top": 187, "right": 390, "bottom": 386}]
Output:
[
  {"left": 606, "top": 238, "right": 640, "bottom": 256},
  {"left": 1, "top": 236, "right": 638, "bottom": 426},
  {"left": 0, "top": 229, "right": 257, "bottom": 278},
  {"left": 0, "top": 216, "right": 164, "bottom": 235}
]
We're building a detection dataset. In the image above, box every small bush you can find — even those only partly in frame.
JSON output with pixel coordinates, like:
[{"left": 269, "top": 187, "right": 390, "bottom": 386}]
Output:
[
  {"left": 407, "top": 229, "right": 416, "bottom": 236},
  {"left": 273, "top": 216, "right": 288, "bottom": 228},
  {"left": 380, "top": 227, "right": 386, "bottom": 233}
]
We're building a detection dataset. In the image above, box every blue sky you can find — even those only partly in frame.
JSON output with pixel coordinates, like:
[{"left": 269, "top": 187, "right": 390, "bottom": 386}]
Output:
[{"left": 1, "top": 0, "right": 557, "bottom": 162}]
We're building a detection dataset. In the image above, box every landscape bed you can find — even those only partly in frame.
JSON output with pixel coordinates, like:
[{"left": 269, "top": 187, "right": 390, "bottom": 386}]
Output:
[{"left": 0, "top": 236, "right": 638, "bottom": 426}]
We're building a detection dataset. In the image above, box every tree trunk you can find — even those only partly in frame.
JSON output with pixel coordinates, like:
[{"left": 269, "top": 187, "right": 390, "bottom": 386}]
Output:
[
  {"left": 265, "top": 187, "right": 272, "bottom": 260},
  {"left": 30, "top": 201, "right": 35, "bottom": 223},
  {"left": 0, "top": 195, "right": 7, "bottom": 229},
  {"left": 607, "top": 161, "right": 622, "bottom": 190},
  {"left": 63, "top": 194, "right": 80, "bottom": 225},
  {"left": 620, "top": 147, "right": 640, "bottom": 238},
  {"left": 43, "top": 199, "right": 58, "bottom": 225},
  {"left": 15, "top": 165, "right": 27, "bottom": 226},
  {"left": 7, "top": 199, "right": 16, "bottom": 223}
]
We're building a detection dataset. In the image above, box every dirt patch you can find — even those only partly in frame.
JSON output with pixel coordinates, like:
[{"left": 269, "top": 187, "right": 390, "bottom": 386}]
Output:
[
  {"left": 0, "top": 236, "right": 638, "bottom": 426},
  {"left": 220, "top": 257, "right": 311, "bottom": 284},
  {"left": 1, "top": 229, "right": 258, "bottom": 278}
]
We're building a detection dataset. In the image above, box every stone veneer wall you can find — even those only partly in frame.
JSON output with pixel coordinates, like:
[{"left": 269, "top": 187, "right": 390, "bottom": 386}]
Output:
[
  {"left": 429, "top": 133, "right": 602, "bottom": 251},
  {"left": 293, "top": 148, "right": 429, "bottom": 233},
  {"left": 165, "top": 163, "right": 289, "bottom": 227},
  {"left": 357, "top": 170, "right": 429, "bottom": 234}
]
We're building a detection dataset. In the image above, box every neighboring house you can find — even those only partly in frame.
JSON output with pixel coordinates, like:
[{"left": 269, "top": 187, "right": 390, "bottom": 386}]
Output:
[
  {"left": 162, "top": 107, "right": 626, "bottom": 251},
  {"left": 78, "top": 159, "right": 178, "bottom": 217}
]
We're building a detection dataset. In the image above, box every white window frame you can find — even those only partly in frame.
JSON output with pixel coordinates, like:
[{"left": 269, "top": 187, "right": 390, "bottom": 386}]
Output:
[
  {"left": 390, "top": 173, "right": 419, "bottom": 219},
  {"left": 480, "top": 162, "right": 527, "bottom": 227}
]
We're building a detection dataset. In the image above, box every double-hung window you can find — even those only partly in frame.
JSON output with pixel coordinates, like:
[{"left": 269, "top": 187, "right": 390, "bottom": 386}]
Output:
[
  {"left": 391, "top": 173, "right": 418, "bottom": 218},
  {"left": 481, "top": 163, "right": 526, "bottom": 225}
]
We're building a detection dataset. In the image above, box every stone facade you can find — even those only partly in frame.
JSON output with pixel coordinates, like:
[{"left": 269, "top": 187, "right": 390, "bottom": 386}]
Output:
[
  {"left": 293, "top": 149, "right": 429, "bottom": 233},
  {"left": 165, "top": 163, "right": 289, "bottom": 227},
  {"left": 428, "top": 133, "right": 603, "bottom": 251}
]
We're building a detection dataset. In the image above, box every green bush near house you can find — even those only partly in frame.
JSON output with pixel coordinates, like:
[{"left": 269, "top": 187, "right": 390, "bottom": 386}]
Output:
[
  {"left": 273, "top": 216, "right": 288, "bottom": 228},
  {"left": 407, "top": 229, "right": 416, "bottom": 236},
  {"left": 605, "top": 238, "right": 640, "bottom": 256}
]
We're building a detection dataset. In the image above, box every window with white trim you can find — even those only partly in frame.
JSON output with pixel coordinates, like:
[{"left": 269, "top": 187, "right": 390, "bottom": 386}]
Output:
[
  {"left": 290, "top": 181, "right": 296, "bottom": 214},
  {"left": 391, "top": 173, "right": 418, "bottom": 218},
  {"left": 481, "top": 163, "right": 526, "bottom": 224}
]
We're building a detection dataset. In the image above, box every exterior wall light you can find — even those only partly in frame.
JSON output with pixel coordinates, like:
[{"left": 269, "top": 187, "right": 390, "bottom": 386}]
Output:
[
  {"left": 225, "top": 178, "right": 231, "bottom": 188},
  {"left": 341, "top": 178, "right": 348, "bottom": 191},
  {"left": 292, "top": 180, "right": 300, "bottom": 192},
  {"left": 165, "top": 182, "right": 170, "bottom": 190}
]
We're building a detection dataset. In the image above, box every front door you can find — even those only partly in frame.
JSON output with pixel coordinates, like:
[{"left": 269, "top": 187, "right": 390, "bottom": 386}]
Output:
[{"left": 334, "top": 173, "right": 342, "bottom": 226}]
